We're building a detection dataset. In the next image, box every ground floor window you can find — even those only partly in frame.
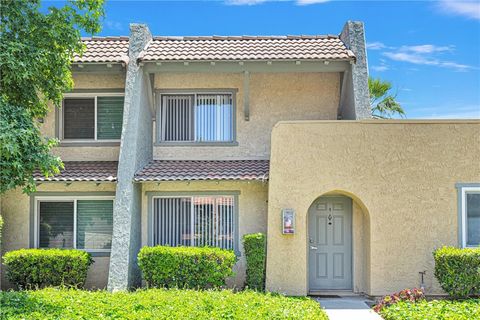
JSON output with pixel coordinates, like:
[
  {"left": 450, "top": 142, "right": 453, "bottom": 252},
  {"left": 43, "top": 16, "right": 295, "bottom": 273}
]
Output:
[
  {"left": 152, "top": 195, "right": 236, "bottom": 250},
  {"left": 35, "top": 196, "right": 114, "bottom": 252},
  {"left": 459, "top": 185, "right": 480, "bottom": 247}
]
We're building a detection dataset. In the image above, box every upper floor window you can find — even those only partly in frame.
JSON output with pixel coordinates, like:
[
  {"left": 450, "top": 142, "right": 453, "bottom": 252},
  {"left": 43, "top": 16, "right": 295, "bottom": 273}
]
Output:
[
  {"left": 61, "top": 94, "right": 124, "bottom": 141},
  {"left": 158, "top": 92, "right": 235, "bottom": 144},
  {"left": 458, "top": 185, "right": 480, "bottom": 247},
  {"left": 34, "top": 196, "right": 114, "bottom": 252}
]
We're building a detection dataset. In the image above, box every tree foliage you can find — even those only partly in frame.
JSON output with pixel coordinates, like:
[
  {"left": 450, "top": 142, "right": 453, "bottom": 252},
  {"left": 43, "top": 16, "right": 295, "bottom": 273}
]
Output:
[
  {"left": 0, "top": 0, "right": 104, "bottom": 194},
  {"left": 369, "top": 77, "right": 406, "bottom": 119}
]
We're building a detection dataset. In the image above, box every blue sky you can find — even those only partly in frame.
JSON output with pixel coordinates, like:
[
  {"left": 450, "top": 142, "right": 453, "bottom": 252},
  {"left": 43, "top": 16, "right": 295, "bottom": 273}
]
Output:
[{"left": 61, "top": 0, "right": 480, "bottom": 119}]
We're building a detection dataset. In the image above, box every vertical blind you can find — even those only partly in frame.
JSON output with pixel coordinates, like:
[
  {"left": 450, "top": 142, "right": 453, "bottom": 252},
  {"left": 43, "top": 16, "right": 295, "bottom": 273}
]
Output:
[
  {"left": 161, "top": 95, "right": 194, "bottom": 141},
  {"left": 97, "top": 97, "right": 124, "bottom": 140},
  {"left": 77, "top": 200, "right": 114, "bottom": 250},
  {"left": 39, "top": 201, "right": 74, "bottom": 248},
  {"left": 153, "top": 196, "right": 235, "bottom": 250},
  {"left": 159, "top": 93, "right": 233, "bottom": 143}
]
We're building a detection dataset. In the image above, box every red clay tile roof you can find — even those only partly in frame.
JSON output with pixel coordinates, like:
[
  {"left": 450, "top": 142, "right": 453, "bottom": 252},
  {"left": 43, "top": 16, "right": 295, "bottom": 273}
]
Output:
[
  {"left": 75, "top": 37, "right": 129, "bottom": 63},
  {"left": 140, "top": 35, "right": 355, "bottom": 61},
  {"left": 134, "top": 160, "right": 269, "bottom": 182},
  {"left": 76, "top": 35, "right": 354, "bottom": 63},
  {"left": 34, "top": 161, "right": 118, "bottom": 182}
]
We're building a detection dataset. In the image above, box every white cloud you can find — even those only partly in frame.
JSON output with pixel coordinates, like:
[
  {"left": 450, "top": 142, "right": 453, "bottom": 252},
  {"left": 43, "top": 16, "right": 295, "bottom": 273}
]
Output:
[
  {"left": 414, "top": 105, "right": 480, "bottom": 119},
  {"left": 437, "top": 0, "right": 480, "bottom": 20},
  {"left": 366, "top": 41, "right": 386, "bottom": 50},
  {"left": 225, "top": 0, "right": 268, "bottom": 5},
  {"left": 371, "top": 65, "right": 389, "bottom": 72},
  {"left": 297, "top": 0, "right": 330, "bottom": 5},
  {"left": 377, "top": 43, "right": 472, "bottom": 72},
  {"left": 104, "top": 20, "right": 124, "bottom": 31},
  {"left": 400, "top": 44, "right": 453, "bottom": 54}
]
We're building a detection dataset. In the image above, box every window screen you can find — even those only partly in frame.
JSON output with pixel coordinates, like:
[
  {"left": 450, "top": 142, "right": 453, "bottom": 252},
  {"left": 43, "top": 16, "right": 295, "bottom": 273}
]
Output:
[
  {"left": 160, "top": 95, "right": 194, "bottom": 142},
  {"left": 77, "top": 200, "right": 114, "bottom": 250},
  {"left": 153, "top": 196, "right": 235, "bottom": 250},
  {"left": 63, "top": 98, "right": 95, "bottom": 139},
  {"left": 97, "top": 97, "right": 124, "bottom": 140},
  {"left": 39, "top": 201, "right": 74, "bottom": 248},
  {"left": 466, "top": 192, "right": 480, "bottom": 246}
]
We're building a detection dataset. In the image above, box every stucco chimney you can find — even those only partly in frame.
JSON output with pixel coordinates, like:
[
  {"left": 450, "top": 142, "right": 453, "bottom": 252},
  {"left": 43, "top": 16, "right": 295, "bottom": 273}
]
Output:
[{"left": 339, "top": 21, "right": 371, "bottom": 119}]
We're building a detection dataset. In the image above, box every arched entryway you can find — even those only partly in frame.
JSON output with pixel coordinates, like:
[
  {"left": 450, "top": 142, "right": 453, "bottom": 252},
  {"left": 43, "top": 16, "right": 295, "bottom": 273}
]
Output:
[{"left": 307, "top": 192, "right": 370, "bottom": 294}]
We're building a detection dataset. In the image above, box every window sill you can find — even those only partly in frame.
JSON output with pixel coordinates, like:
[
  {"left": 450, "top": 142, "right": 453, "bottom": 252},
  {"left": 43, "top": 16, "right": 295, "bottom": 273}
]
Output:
[
  {"left": 87, "top": 251, "right": 111, "bottom": 257},
  {"left": 59, "top": 141, "right": 121, "bottom": 147},
  {"left": 154, "top": 141, "right": 239, "bottom": 147}
]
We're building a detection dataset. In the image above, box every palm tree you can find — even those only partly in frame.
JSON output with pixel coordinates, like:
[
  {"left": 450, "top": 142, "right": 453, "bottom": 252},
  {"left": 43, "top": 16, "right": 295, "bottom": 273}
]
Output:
[{"left": 369, "top": 77, "right": 406, "bottom": 119}]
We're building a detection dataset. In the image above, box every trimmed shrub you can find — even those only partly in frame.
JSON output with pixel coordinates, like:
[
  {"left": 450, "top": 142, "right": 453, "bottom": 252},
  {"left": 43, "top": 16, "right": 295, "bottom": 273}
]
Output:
[
  {"left": 3, "top": 248, "right": 93, "bottom": 289},
  {"left": 434, "top": 246, "right": 480, "bottom": 297},
  {"left": 0, "top": 288, "right": 329, "bottom": 320},
  {"left": 138, "top": 246, "right": 236, "bottom": 289},
  {"left": 379, "top": 299, "right": 480, "bottom": 320},
  {"left": 373, "top": 288, "right": 424, "bottom": 313},
  {"left": 243, "top": 233, "right": 266, "bottom": 291}
]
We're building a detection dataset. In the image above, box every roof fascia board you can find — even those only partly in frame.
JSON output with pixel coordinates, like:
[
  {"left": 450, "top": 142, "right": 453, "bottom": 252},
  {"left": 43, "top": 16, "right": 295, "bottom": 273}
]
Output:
[
  {"left": 143, "top": 60, "right": 350, "bottom": 73},
  {"left": 72, "top": 63, "right": 126, "bottom": 74}
]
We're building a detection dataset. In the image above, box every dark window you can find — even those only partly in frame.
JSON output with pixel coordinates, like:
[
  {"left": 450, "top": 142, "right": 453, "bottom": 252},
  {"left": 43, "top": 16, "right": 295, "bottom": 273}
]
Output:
[
  {"left": 63, "top": 98, "right": 95, "bottom": 139},
  {"left": 39, "top": 201, "right": 74, "bottom": 248}
]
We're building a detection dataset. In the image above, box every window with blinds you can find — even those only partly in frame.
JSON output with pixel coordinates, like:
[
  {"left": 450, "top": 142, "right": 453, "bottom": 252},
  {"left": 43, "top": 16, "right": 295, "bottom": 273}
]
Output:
[
  {"left": 62, "top": 95, "right": 124, "bottom": 141},
  {"left": 37, "top": 198, "right": 114, "bottom": 251},
  {"left": 159, "top": 93, "right": 234, "bottom": 143},
  {"left": 153, "top": 196, "right": 235, "bottom": 250}
]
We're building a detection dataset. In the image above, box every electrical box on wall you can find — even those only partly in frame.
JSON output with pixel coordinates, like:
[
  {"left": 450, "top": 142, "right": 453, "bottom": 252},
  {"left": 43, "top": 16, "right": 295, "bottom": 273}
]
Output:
[{"left": 282, "top": 208, "right": 295, "bottom": 234}]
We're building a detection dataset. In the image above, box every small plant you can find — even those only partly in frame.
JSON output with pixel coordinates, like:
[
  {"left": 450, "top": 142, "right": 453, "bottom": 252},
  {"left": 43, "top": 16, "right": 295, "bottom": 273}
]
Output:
[
  {"left": 138, "top": 246, "right": 236, "bottom": 289},
  {"left": 434, "top": 246, "right": 480, "bottom": 298},
  {"left": 3, "top": 248, "right": 93, "bottom": 289},
  {"left": 373, "top": 288, "right": 425, "bottom": 313},
  {"left": 243, "top": 233, "right": 266, "bottom": 291}
]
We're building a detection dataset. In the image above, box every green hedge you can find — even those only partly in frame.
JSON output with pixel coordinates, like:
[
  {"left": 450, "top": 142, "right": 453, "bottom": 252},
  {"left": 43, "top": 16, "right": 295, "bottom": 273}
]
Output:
[
  {"left": 138, "top": 246, "right": 236, "bottom": 289},
  {"left": 379, "top": 299, "right": 480, "bottom": 320},
  {"left": 243, "top": 233, "right": 266, "bottom": 291},
  {"left": 3, "top": 248, "right": 93, "bottom": 289},
  {"left": 0, "top": 288, "right": 328, "bottom": 320},
  {"left": 433, "top": 246, "right": 480, "bottom": 297}
]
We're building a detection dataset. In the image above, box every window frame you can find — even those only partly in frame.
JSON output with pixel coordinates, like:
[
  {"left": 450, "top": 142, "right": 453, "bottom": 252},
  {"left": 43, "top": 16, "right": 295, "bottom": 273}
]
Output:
[
  {"left": 33, "top": 195, "right": 115, "bottom": 254},
  {"left": 59, "top": 92, "right": 125, "bottom": 144},
  {"left": 155, "top": 89, "right": 238, "bottom": 146},
  {"left": 457, "top": 184, "right": 480, "bottom": 248},
  {"left": 147, "top": 191, "right": 240, "bottom": 254}
]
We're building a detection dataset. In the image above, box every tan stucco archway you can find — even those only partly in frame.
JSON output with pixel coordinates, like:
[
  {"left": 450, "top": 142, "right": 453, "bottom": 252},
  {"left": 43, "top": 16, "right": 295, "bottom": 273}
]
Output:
[{"left": 306, "top": 191, "right": 371, "bottom": 294}]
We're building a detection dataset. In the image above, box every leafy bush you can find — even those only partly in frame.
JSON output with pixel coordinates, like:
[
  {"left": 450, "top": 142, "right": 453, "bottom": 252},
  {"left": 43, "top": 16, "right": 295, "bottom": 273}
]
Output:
[
  {"left": 379, "top": 299, "right": 480, "bottom": 320},
  {"left": 434, "top": 246, "right": 480, "bottom": 297},
  {"left": 373, "top": 288, "right": 424, "bottom": 313},
  {"left": 3, "top": 248, "right": 93, "bottom": 289},
  {"left": 243, "top": 233, "right": 266, "bottom": 291},
  {"left": 138, "top": 246, "right": 236, "bottom": 289},
  {"left": 0, "top": 288, "right": 328, "bottom": 320}
]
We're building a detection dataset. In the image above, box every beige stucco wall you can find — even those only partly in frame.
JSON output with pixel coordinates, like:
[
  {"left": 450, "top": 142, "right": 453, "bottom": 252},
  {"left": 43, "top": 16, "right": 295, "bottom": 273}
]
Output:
[
  {"left": 141, "top": 180, "right": 268, "bottom": 288},
  {"left": 153, "top": 72, "right": 340, "bottom": 160},
  {"left": 40, "top": 73, "right": 125, "bottom": 161},
  {"left": 0, "top": 182, "right": 116, "bottom": 290},
  {"left": 266, "top": 120, "right": 480, "bottom": 296}
]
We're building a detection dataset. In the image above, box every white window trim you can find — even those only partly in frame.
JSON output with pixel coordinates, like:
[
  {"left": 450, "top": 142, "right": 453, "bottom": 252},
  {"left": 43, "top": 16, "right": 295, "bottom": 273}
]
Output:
[
  {"left": 61, "top": 92, "right": 124, "bottom": 143},
  {"left": 460, "top": 186, "right": 480, "bottom": 248},
  {"left": 158, "top": 91, "right": 235, "bottom": 144},
  {"left": 151, "top": 195, "right": 236, "bottom": 250},
  {"left": 34, "top": 195, "right": 115, "bottom": 253}
]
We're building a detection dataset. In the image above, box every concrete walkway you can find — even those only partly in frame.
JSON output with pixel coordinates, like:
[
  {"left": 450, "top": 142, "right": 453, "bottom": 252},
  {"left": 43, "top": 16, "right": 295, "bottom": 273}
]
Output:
[{"left": 314, "top": 296, "right": 383, "bottom": 320}]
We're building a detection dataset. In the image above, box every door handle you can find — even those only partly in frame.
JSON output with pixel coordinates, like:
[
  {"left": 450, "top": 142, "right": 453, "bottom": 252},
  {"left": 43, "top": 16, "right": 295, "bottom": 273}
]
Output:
[{"left": 310, "top": 246, "right": 318, "bottom": 250}]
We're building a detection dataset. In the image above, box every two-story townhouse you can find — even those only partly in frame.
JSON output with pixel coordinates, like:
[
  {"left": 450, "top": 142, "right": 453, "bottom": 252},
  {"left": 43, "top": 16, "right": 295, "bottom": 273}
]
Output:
[{"left": 1, "top": 21, "right": 479, "bottom": 297}]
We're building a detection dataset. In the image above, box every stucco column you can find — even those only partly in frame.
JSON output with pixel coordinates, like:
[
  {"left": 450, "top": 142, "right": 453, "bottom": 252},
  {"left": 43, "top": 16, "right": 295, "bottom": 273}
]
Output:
[
  {"left": 108, "top": 23, "right": 153, "bottom": 291},
  {"left": 339, "top": 21, "right": 371, "bottom": 119}
]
